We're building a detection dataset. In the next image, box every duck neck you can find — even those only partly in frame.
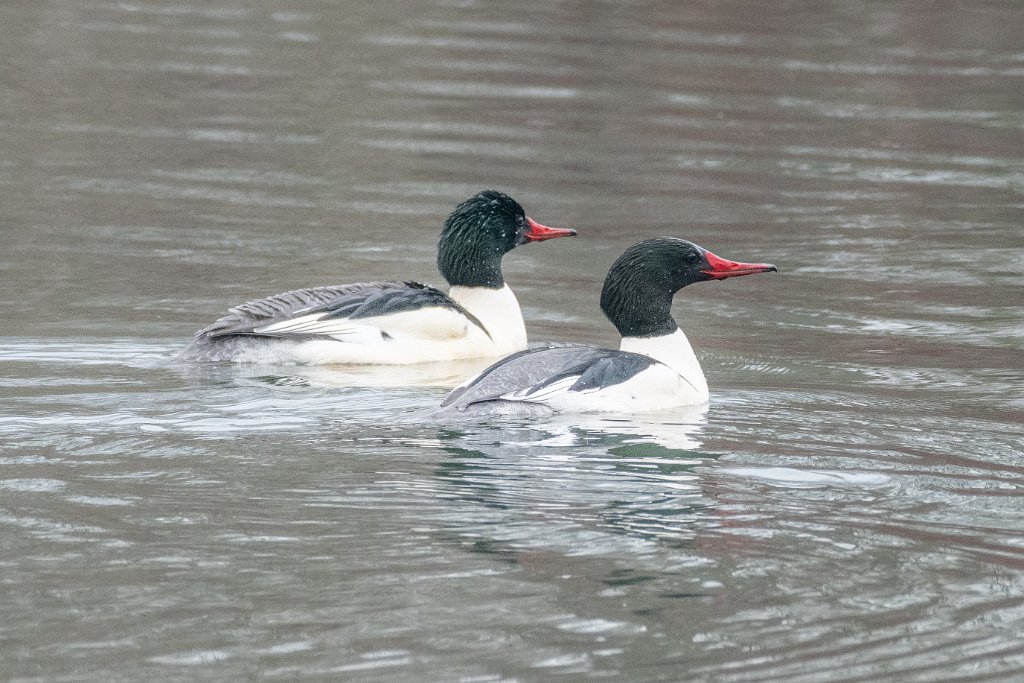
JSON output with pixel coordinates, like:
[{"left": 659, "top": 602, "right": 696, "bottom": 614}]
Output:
[
  {"left": 437, "top": 215, "right": 507, "bottom": 288},
  {"left": 600, "top": 261, "right": 679, "bottom": 338},
  {"left": 619, "top": 327, "right": 708, "bottom": 399},
  {"left": 438, "top": 244, "right": 504, "bottom": 288},
  {"left": 448, "top": 284, "right": 527, "bottom": 353}
]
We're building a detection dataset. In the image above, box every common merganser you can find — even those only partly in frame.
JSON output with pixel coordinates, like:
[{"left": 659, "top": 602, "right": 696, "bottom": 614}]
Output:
[
  {"left": 440, "top": 237, "right": 776, "bottom": 415},
  {"left": 180, "top": 191, "right": 576, "bottom": 364}
]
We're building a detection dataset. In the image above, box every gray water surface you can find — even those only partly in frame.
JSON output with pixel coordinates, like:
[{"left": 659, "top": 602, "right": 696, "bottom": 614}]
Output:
[{"left": 2, "top": 1, "right": 1023, "bottom": 681}]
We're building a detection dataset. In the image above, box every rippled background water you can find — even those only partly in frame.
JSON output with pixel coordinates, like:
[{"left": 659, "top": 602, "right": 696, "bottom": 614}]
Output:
[{"left": 2, "top": 1, "right": 1023, "bottom": 681}]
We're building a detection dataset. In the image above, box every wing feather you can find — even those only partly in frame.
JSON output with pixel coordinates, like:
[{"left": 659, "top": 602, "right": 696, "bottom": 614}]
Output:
[
  {"left": 442, "top": 345, "right": 660, "bottom": 410},
  {"left": 192, "top": 281, "right": 486, "bottom": 342}
]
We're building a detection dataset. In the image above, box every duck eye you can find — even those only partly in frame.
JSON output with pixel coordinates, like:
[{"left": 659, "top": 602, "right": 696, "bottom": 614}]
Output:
[{"left": 514, "top": 215, "right": 526, "bottom": 237}]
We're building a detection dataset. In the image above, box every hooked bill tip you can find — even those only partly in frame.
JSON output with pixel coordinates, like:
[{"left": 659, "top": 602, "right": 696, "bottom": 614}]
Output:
[{"left": 522, "top": 216, "right": 577, "bottom": 242}]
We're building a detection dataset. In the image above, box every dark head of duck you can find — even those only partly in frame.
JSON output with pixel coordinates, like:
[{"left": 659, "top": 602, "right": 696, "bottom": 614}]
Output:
[
  {"left": 438, "top": 190, "right": 575, "bottom": 289},
  {"left": 600, "top": 237, "right": 777, "bottom": 338}
]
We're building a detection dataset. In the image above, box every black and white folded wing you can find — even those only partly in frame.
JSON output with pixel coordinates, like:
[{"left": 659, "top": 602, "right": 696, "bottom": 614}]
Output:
[
  {"left": 181, "top": 281, "right": 495, "bottom": 364},
  {"left": 441, "top": 344, "right": 703, "bottom": 414}
]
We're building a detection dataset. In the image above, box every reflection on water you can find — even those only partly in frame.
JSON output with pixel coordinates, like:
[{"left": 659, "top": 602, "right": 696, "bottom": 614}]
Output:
[
  {"left": 2, "top": 0, "right": 1024, "bottom": 681},
  {"left": 176, "top": 354, "right": 498, "bottom": 389},
  {"left": 429, "top": 419, "right": 710, "bottom": 554}
]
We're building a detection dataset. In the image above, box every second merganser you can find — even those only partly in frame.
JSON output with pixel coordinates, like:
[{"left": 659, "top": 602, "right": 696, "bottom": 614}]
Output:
[
  {"left": 440, "top": 237, "right": 776, "bottom": 415},
  {"left": 180, "top": 191, "right": 576, "bottom": 364}
]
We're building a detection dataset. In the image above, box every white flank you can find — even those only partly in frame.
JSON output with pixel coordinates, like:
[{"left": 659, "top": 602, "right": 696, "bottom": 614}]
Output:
[
  {"left": 481, "top": 328, "right": 710, "bottom": 414},
  {"left": 486, "top": 361, "right": 706, "bottom": 414},
  {"left": 236, "top": 286, "right": 530, "bottom": 365},
  {"left": 255, "top": 314, "right": 383, "bottom": 342}
]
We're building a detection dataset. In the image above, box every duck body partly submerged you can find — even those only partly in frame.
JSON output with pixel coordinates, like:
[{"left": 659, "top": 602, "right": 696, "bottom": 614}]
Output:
[
  {"left": 440, "top": 238, "right": 776, "bottom": 416},
  {"left": 441, "top": 330, "right": 708, "bottom": 415},
  {"left": 180, "top": 191, "right": 575, "bottom": 364}
]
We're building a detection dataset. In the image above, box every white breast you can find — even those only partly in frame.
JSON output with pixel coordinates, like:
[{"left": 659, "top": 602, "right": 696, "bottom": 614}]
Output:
[
  {"left": 447, "top": 284, "right": 528, "bottom": 356},
  {"left": 619, "top": 328, "right": 709, "bottom": 404}
]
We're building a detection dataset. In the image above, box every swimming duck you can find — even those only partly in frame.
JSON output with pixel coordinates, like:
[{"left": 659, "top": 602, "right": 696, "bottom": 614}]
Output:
[
  {"left": 441, "top": 237, "right": 776, "bottom": 415},
  {"left": 180, "top": 190, "right": 576, "bottom": 364}
]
